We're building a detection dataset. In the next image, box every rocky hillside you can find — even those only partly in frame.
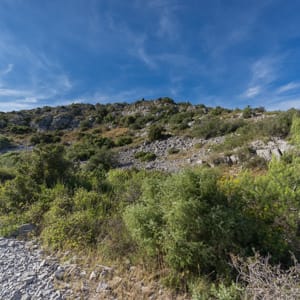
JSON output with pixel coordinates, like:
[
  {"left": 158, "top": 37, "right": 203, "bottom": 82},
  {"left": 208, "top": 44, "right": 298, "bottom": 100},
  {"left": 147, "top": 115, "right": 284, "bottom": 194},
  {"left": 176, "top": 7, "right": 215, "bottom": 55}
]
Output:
[
  {"left": 1, "top": 99, "right": 300, "bottom": 299},
  {"left": 0, "top": 97, "right": 296, "bottom": 172}
]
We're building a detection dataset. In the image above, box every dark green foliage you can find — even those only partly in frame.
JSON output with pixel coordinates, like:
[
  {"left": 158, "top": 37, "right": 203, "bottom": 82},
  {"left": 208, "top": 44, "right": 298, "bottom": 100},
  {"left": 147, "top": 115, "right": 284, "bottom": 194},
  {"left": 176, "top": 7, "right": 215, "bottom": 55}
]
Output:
[
  {"left": 168, "top": 147, "right": 180, "bottom": 155},
  {"left": 124, "top": 164, "right": 299, "bottom": 283},
  {"left": 210, "top": 106, "right": 231, "bottom": 116},
  {"left": 22, "top": 145, "right": 73, "bottom": 188},
  {"left": 116, "top": 136, "right": 133, "bottom": 146},
  {"left": 30, "top": 133, "right": 61, "bottom": 145},
  {"left": 86, "top": 149, "right": 117, "bottom": 172},
  {"left": 242, "top": 106, "right": 252, "bottom": 118},
  {"left": 258, "top": 111, "right": 294, "bottom": 138},
  {"left": 0, "top": 175, "right": 40, "bottom": 213},
  {"left": 192, "top": 117, "right": 245, "bottom": 139},
  {"left": 148, "top": 125, "right": 165, "bottom": 141},
  {"left": 0, "top": 135, "right": 14, "bottom": 150},
  {"left": 0, "top": 168, "right": 15, "bottom": 182},
  {"left": 9, "top": 125, "right": 32, "bottom": 134},
  {"left": 80, "top": 119, "right": 92, "bottom": 130},
  {"left": 134, "top": 151, "right": 156, "bottom": 162},
  {"left": 157, "top": 97, "right": 175, "bottom": 105},
  {"left": 169, "top": 111, "right": 193, "bottom": 130},
  {"left": 68, "top": 134, "right": 115, "bottom": 161},
  {"left": 121, "top": 115, "right": 137, "bottom": 127}
]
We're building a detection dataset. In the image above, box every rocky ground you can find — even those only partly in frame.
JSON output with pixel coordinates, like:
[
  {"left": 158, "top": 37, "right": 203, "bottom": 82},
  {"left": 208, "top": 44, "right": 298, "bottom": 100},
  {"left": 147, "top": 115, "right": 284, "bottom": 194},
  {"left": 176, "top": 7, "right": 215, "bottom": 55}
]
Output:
[
  {"left": 118, "top": 136, "right": 292, "bottom": 172},
  {"left": 0, "top": 237, "right": 73, "bottom": 300},
  {"left": 0, "top": 236, "right": 185, "bottom": 300}
]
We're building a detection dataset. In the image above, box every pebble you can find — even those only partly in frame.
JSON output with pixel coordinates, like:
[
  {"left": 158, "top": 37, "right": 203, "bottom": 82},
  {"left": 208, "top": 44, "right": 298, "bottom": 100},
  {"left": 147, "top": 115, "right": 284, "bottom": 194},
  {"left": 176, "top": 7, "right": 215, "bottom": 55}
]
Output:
[{"left": 0, "top": 237, "right": 72, "bottom": 300}]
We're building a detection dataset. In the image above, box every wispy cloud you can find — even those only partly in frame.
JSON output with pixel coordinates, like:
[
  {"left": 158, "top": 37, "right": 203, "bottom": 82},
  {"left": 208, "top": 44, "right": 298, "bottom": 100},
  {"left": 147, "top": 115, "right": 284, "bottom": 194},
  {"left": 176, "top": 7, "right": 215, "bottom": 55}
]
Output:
[
  {"left": 1, "top": 63, "right": 13, "bottom": 75},
  {"left": 241, "top": 56, "right": 280, "bottom": 99},
  {"left": 276, "top": 81, "right": 300, "bottom": 94},
  {"left": 242, "top": 86, "right": 261, "bottom": 98}
]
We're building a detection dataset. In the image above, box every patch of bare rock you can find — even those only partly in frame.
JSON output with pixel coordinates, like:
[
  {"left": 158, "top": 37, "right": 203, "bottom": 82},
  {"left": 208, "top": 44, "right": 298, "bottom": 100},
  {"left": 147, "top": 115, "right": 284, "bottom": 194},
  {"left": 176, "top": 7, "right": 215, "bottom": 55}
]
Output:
[
  {"left": 118, "top": 136, "right": 293, "bottom": 171},
  {"left": 0, "top": 237, "right": 73, "bottom": 300}
]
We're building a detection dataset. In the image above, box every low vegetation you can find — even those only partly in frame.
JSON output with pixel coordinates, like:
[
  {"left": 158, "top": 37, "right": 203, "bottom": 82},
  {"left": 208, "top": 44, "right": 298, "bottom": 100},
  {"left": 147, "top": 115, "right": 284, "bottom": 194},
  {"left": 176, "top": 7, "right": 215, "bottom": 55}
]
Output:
[{"left": 0, "top": 99, "right": 299, "bottom": 297}]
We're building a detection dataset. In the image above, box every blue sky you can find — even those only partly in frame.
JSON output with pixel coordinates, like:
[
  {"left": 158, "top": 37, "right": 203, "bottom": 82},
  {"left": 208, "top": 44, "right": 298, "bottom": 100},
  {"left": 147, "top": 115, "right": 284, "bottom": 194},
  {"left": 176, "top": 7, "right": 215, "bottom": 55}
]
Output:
[{"left": 1, "top": 0, "right": 300, "bottom": 111}]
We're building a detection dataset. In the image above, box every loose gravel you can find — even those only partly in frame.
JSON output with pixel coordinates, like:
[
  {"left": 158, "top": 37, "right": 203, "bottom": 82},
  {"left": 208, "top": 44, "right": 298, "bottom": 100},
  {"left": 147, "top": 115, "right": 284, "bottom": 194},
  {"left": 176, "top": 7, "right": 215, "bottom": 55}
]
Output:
[{"left": 0, "top": 237, "right": 72, "bottom": 300}]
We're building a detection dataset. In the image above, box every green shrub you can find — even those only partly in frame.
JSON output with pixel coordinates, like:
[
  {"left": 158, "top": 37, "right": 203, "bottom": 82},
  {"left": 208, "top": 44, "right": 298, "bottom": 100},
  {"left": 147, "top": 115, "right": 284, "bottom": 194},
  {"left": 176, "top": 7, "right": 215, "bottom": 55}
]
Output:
[
  {"left": 22, "top": 145, "right": 74, "bottom": 188},
  {"left": 80, "top": 119, "right": 92, "bottom": 131},
  {"left": 168, "top": 147, "right": 180, "bottom": 155},
  {"left": 0, "top": 168, "right": 15, "bottom": 182},
  {"left": 30, "top": 133, "right": 61, "bottom": 145},
  {"left": 86, "top": 149, "right": 117, "bottom": 172},
  {"left": 242, "top": 106, "right": 252, "bottom": 118},
  {"left": 134, "top": 151, "right": 156, "bottom": 162},
  {"left": 148, "top": 125, "right": 165, "bottom": 141},
  {"left": 116, "top": 136, "right": 133, "bottom": 147},
  {"left": 191, "top": 118, "right": 245, "bottom": 139},
  {"left": 0, "top": 135, "right": 14, "bottom": 150},
  {"left": 9, "top": 125, "right": 32, "bottom": 134},
  {"left": 124, "top": 169, "right": 236, "bottom": 276}
]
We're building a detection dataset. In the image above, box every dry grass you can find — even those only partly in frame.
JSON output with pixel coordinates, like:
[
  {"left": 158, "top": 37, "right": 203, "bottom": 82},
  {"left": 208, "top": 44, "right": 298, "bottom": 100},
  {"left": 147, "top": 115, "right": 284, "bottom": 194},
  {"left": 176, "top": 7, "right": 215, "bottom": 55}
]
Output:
[
  {"left": 102, "top": 127, "right": 129, "bottom": 138},
  {"left": 52, "top": 248, "right": 190, "bottom": 300}
]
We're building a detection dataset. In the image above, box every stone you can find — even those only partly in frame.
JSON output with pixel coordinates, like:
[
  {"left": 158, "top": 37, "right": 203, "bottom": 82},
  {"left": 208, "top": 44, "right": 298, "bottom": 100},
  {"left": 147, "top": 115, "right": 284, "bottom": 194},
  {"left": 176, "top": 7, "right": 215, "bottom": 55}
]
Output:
[
  {"left": 55, "top": 266, "right": 65, "bottom": 280},
  {"left": 0, "top": 238, "right": 73, "bottom": 299},
  {"left": 96, "top": 281, "right": 111, "bottom": 293},
  {"left": 89, "top": 271, "right": 98, "bottom": 281}
]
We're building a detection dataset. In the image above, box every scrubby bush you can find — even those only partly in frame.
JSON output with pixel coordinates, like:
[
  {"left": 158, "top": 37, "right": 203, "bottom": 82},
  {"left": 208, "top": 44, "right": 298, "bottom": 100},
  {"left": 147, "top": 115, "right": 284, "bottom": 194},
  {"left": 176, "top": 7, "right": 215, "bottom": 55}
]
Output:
[
  {"left": 86, "top": 149, "right": 117, "bottom": 172},
  {"left": 192, "top": 118, "right": 245, "bottom": 139},
  {"left": 124, "top": 169, "right": 234, "bottom": 276},
  {"left": 0, "top": 168, "right": 15, "bottom": 182},
  {"left": 134, "top": 151, "right": 156, "bottom": 162},
  {"left": 30, "top": 133, "right": 61, "bottom": 145},
  {"left": 242, "top": 106, "right": 252, "bottom": 118},
  {"left": 116, "top": 136, "right": 133, "bottom": 147},
  {"left": 168, "top": 147, "right": 180, "bottom": 155},
  {"left": 9, "top": 125, "right": 32, "bottom": 134},
  {"left": 0, "top": 135, "right": 14, "bottom": 150},
  {"left": 148, "top": 125, "right": 165, "bottom": 141}
]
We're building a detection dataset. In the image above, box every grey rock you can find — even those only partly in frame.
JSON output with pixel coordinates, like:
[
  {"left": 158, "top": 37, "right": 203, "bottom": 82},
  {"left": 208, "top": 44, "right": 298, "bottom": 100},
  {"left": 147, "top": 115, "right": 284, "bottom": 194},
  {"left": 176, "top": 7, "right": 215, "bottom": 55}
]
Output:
[
  {"left": 0, "top": 237, "right": 72, "bottom": 299},
  {"left": 55, "top": 266, "right": 65, "bottom": 280},
  {"left": 89, "top": 271, "right": 98, "bottom": 281},
  {"left": 96, "top": 282, "right": 111, "bottom": 293},
  {"left": 51, "top": 113, "right": 73, "bottom": 130}
]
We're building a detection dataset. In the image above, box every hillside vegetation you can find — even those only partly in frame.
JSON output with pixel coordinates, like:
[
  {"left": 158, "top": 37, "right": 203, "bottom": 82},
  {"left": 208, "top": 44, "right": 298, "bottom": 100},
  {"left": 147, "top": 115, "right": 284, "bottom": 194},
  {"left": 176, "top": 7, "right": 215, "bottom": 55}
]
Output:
[{"left": 0, "top": 98, "right": 300, "bottom": 298}]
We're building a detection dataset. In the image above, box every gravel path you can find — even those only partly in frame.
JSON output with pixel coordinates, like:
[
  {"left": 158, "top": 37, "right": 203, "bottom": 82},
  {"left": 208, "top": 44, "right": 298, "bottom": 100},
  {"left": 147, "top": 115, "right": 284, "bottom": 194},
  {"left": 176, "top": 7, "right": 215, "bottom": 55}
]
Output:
[{"left": 0, "top": 237, "right": 71, "bottom": 300}]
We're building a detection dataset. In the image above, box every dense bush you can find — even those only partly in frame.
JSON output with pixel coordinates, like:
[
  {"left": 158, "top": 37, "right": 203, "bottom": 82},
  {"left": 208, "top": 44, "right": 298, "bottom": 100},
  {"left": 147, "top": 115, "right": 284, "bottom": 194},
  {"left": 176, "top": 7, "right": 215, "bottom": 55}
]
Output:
[
  {"left": 124, "top": 163, "right": 299, "bottom": 285},
  {"left": 148, "top": 125, "right": 165, "bottom": 141},
  {"left": 116, "top": 136, "right": 133, "bottom": 147},
  {"left": 134, "top": 151, "right": 156, "bottom": 162},
  {"left": 191, "top": 117, "right": 245, "bottom": 139},
  {"left": 30, "top": 133, "right": 61, "bottom": 145},
  {"left": 85, "top": 149, "right": 117, "bottom": 172},
  {"left": 0, "top": 135, "right": 14, "bottom": 150}
]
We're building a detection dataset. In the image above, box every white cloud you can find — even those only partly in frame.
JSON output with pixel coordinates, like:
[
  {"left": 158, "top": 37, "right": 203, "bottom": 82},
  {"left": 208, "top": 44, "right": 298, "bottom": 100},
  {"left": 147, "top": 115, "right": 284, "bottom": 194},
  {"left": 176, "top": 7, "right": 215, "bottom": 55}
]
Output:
[
  {"left": 276, "top": 81, "right": 300, "bottom": 94},
  {"left": 0, "top": 88, "right": 28, "bottom": 97},
  {"left": 241, "top": 56, "right": 280, "bottom": 99},
  {"left": 242, "top": 86, "right": 261, "bottom": 98},
  {"left": 251, "top": 57, "right": 277, "bottom": 83}
]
